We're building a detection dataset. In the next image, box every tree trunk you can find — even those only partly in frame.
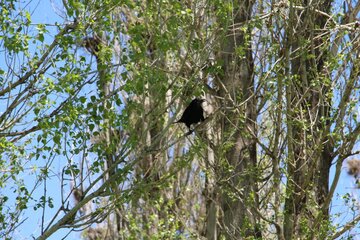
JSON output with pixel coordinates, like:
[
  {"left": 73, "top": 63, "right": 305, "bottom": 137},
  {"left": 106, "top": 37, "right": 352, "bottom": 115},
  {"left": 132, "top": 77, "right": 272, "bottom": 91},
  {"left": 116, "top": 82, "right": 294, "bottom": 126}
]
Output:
[
  {"left": 283, "top": 1, "right": 333, "bottom": 239},
  {"left": 216, "top": 0, "right": 261, "bottom": 238}
]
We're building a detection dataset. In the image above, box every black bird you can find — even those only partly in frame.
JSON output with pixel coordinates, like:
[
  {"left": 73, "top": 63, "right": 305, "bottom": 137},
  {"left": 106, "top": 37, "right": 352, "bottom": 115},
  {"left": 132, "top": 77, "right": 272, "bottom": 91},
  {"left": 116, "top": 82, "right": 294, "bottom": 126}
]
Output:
[{"left": 176, "top": 98, "right": 205, "bottom": 131}]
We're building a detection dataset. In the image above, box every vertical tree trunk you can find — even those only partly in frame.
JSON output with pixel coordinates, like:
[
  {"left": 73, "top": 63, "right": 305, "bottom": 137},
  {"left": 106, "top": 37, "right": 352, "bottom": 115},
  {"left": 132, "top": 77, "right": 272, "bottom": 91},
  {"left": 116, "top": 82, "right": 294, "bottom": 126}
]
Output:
[
  {"left": 216, "top": 0, "right": 260, "bottom": 238},
  {"left": 283, "top": 1, "right": 333, "bottom": 239},
  {"left": 204, "top": 123, "right": 218, "bottom": 240}
]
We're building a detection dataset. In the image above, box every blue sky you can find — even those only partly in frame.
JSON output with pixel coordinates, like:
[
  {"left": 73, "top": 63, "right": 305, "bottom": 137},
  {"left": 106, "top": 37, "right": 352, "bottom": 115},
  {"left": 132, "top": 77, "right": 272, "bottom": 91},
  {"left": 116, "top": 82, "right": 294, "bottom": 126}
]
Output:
[{"left": 0, "top": 1, "right": 79, "bottom": 239}]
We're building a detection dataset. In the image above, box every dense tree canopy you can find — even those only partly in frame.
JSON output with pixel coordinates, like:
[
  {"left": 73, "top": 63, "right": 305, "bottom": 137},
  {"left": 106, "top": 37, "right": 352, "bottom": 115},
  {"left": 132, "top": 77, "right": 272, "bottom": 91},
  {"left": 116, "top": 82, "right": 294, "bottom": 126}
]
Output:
[{"left": 1, "top": 0, "right": 360, "bottom": 239}]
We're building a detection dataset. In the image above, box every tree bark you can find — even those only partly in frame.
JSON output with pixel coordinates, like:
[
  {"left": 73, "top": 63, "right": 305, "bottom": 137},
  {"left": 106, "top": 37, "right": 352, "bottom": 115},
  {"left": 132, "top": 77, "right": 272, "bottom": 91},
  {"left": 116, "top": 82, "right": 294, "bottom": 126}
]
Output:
[
  {"left": 283, "top": 1, "right": 333, "bottom": 239},
  {"left": 217, "top": 0, "right": 261, "bottom": 238}
]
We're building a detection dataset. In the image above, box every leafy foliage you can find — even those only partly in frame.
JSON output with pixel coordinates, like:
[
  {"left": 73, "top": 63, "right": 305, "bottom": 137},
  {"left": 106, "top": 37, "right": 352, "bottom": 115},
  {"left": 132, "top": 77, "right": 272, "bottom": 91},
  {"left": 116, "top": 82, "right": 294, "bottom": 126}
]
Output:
[{"left": 1, "top": 0, "right": 360, "bottom": 239}]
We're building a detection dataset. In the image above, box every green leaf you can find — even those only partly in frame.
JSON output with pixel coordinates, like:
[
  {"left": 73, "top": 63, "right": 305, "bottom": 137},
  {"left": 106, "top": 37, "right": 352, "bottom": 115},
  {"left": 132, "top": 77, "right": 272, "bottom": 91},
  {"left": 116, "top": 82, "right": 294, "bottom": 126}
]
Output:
[
  {"left": 37, "top": 33, "right": 44, "bottom": 42},
  {"left": 53, "top": 134, "right": 61, "bottom": 145}
]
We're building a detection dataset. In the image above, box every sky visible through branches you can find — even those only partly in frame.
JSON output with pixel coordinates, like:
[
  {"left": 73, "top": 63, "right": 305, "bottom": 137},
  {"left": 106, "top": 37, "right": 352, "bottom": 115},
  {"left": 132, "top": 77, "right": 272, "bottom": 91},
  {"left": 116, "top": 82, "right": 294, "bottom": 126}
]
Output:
[{"left": 1, "top": 0, "right": 360, "bottom": 239}]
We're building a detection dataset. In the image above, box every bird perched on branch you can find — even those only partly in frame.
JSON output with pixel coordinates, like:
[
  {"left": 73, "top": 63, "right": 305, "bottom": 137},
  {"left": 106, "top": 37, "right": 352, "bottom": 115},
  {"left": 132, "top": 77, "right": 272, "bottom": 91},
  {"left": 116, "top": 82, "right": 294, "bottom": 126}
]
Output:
[{"left": 175, "top": 98, "right": 205, "bottom": 132}]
